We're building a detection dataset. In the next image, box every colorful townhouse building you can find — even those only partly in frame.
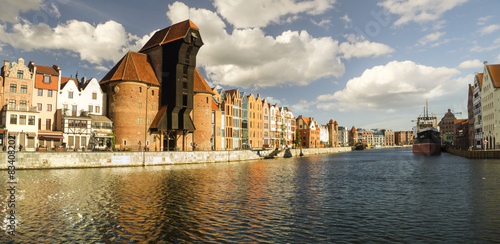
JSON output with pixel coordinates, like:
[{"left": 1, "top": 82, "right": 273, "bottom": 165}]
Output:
[{"left": 1, "top": 58, "right": 38, "bottom": 151}]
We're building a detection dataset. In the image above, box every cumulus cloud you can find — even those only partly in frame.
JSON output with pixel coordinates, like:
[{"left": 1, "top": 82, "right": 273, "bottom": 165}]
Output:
[
  {"left": 339, "top": 39, "right": 394, "bottom": 59},
  {"left": 378, "top": 0, "right": 468, "bottom": 26},
  {"left": 167, "top": 2, "right": 393, "bottom": 89},
  {"left": 478, "top": 24, "right": 500, "bottom": 36},
  {"left": 0, "top": 19, "right": 154, "bottom": 64},
  {"left": 315, "top": 61, "right": 463, "bottom": 112},
  {"left": 0, "top": 0, "right": 41, "bottom": 23},
  {"left": 458, "top": 59, "right": 483, "bottom": 69},
  {"left": 213, "top": 0, "right": 336, "bottom": 28},
  {"left": 418, "top": 32, "right": 445, "bottom": 46}
]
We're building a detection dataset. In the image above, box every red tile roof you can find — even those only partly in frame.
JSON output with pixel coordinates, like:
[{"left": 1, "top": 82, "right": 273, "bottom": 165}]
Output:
[
  {"left": 140, "top": 20, "right": 199, "bottom": 52},
  {"left": 60, "top": 77, "right": 79, "bottom": 90},
  {"left": 100, "top": 51, "right": 159, "bottom": 86},
  {"left": 34, "top": 73, "right": 59, "bottom": 91},
  {"left": 193, "top": 68, "right": 214, "bottom": 94},
  {"left": 212, "top": 99, "right": 219, "bottom": 110},
  {"left": 150, "top": 105, "right": 168, "bottom": 133},
  {"left": 33, "top": 64, "right": 59, "bottom": 75},
  {"left": 477, "top": 73, "right": 483, "bottom": 89},
  {"left": 487, "top": 64, "right": 500, "bottom": 87}
]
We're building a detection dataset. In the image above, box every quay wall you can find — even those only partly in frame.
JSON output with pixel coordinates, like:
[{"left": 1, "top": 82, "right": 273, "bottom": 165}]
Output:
[
  {"left": 443, "top": 147, "right": 500, "bottom": 159},
  {"left": 0, "top": 147, "right": 352, "bottom": 170}
]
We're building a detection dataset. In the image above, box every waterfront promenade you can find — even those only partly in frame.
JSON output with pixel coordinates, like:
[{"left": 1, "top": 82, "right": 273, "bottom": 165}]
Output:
[{"left": 0, "top": 147, "right": 351, "bottom": 170}]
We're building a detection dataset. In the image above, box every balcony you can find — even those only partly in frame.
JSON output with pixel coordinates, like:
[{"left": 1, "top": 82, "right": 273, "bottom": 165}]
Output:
[{"left": 6, "top": 105, "right": 38, "bottom": 112}]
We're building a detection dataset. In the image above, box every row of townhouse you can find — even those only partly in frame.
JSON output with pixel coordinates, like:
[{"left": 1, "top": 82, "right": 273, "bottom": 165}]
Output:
[
  {"left": 0, "top": 58, "right": 111, "bottom": 151},
  {"left": 463, "top": 61, "right": 500, "bottom": 149},
  {"left": 347, "top": 126, "right": 412, "bottom": 147},
  {"left": 208, "top": 85, "right": 341, "bottom": 150}
]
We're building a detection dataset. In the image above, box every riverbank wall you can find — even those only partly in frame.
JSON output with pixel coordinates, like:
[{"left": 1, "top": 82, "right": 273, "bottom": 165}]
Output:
[
  {"left": 443, "top": 147, "right": 500, "bottom": 159},
  {"left": 0, "top": 147, "right": 352, "bottom": 170}
]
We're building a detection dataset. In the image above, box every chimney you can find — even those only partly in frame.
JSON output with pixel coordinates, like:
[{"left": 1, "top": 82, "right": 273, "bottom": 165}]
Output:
[{"left": 3, "top": 60, "right": 10, "bottom": 76}]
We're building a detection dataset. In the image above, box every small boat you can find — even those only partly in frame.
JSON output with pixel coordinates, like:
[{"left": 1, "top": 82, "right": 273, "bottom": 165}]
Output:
[{"left": 412, "top": 101, "right": 441, "bottom": 156}]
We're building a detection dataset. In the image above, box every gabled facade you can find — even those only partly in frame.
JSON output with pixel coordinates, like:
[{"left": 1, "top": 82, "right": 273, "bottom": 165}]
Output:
[
  {"left": 241, "top": 92, "right": 249, "bottom": 149},
  {"left": 1, "top": 58, "right": 38, "bottom": 151},
  {"left": 212, "top": 87, "right": 224, "bottom": 150},
  {"left": 297, "top": 115, "right": 320, "bottom": 148},
  {"left": 473, "top": 72, "right": 483, "bottom": 149},
  {"left": 481, "top": 61, "right": 500, "bottom": 149},
  {"left": 248, "top": 94, "right": 263, "bottom": 148},
  {"left": 58, "top": 77, "right": 81, "bottom": 116},
  {"left": 269, "top": 104, "right": 279, "bottom": 147},
  {"left": 226, "top": 89, "right": 242, "bottom": 149},
  {"left": 439, "top": 109, "right": 456, "bottom": 145},
  {"left": 262, "top": 99, "right": 270, "bottom": 147},
  {"left": 220, "top": 88, "right": 234, "bottom": 150},
  {"left": 80, "top": 78, "right": 105, "bottom": 116},
  {"left": 29, "top": 61, "right": 63, "bottom": 149}
]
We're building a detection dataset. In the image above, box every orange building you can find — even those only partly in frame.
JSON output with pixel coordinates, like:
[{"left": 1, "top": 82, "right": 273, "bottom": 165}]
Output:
[
  {"left": 247, "top": 94, "right": 263, "bottom": 148},
  {"left": 296, "top": 115, "right": 320, "bottom": 148}
]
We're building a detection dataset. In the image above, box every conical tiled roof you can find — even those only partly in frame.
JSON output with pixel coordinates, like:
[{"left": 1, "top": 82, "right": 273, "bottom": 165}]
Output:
[
  {"left": 193, "top": 68, "right": 214, "bottom": 94},
  {"left": 100, "top": 51, "right": 159, "bottom": 86}
]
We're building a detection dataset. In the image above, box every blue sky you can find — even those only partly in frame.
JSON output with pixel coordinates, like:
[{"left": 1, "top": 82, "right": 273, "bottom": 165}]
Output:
[{"left": 1, "top": 0, "right": 499, "bottom": 130}]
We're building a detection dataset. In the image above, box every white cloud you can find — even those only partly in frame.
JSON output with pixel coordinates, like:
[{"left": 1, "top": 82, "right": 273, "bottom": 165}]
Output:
[
  {"left": 0, "top": 19, "right": 153, "bottom": 64},
  {"left": 339, "top": 14, "right": 352, "bottom": 29},
  {"left": 167, "top": 2, "right": 393, "bottom": 89},
  {"left": 418, "top": 32, "right": 445, "bottom": 46},
  {"left": 477, "top": 16, "right": 493, "bottom": 26},
  {"left": 213, "top": 0, "right": 336, "bottom": 28},
  {"left": 316, "top": 61, "right": 463, "bottom": 112},
  {"left": 0, "top": 0, "right": 41, "bottom": 23},
  {"left": 40, "top": 2, "right": 61, "bottom": 19},
  {"left": 310, "top": 18, "right": 332, "bottom": 29},
  {"left": 339, "top": 40, "right": 394, "bottom": 59},
  {"left": 478, "top": 24, "right": 500, "bottom": 36},
  {"left": 378, "top": 0, "right": 468, "bottom": 26},
  {"left": 458, "top": 59, "right": 483, "bottom": 69}
]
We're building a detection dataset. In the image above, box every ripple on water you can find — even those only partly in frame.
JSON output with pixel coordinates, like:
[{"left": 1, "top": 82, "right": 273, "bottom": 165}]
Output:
[{"left": 2, "top": 149, "right": 500, "bottom": 242}]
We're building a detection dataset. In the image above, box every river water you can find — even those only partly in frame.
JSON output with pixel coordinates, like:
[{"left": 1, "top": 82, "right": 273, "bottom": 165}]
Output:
[{"left": 2, "top": 148, "right": 500, "bottom": 243}]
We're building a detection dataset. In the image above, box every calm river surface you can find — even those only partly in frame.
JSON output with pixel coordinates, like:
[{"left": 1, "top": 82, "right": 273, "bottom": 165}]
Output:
[{"left": 3, "top": 148, "right": 500, "bottom": 243}]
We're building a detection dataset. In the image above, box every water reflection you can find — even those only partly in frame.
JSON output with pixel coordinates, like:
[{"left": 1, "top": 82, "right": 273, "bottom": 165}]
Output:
[{"left": 2, "top": 149, "right": 500, "bottom": 242}]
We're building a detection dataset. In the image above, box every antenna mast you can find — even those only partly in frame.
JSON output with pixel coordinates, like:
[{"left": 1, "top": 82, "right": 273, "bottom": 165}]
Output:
[{"left": 426, "top": 99, "right": 429, "bottom": 117}]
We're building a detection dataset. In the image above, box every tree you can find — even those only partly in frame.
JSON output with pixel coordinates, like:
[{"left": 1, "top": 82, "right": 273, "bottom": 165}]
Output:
[{"left": 295, "top": 129, "right": 301, "bottom": 148}]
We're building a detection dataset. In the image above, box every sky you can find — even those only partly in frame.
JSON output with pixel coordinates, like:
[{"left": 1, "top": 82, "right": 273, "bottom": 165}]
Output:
[{"left": 1, "top": 0, "right": 499, "bottom": 131}]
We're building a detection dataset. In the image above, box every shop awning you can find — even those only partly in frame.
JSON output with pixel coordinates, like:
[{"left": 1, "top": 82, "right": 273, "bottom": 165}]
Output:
[{"left": 39, "top": 134, "right": 64, "bottom": 139}]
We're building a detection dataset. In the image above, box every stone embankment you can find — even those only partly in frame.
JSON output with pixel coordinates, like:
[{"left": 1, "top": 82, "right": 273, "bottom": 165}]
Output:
[
  {"left": 0, "top": 147, "right": 352, "bottom": 170},
  {"left": 443, "top": 147, "right": 500, "bottom": 159}
]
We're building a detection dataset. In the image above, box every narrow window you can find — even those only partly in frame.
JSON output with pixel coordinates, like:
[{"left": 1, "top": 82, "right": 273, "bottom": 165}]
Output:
[
  {"left": 10, "top": 84, "right": 17, "bottom": 93},
  {"left": 17, "top": 70, "right": 24, "bottom": 79}
]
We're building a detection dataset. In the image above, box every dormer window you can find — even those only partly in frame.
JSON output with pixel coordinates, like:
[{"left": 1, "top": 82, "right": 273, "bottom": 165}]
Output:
[{"left": 43, "top": 75, "right": 51, "bottom": 83}]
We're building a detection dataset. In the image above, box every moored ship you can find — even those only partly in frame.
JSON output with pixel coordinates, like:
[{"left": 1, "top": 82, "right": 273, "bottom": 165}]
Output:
[{"left": 413, "top": 101, "right": 441, "bottom": 155}]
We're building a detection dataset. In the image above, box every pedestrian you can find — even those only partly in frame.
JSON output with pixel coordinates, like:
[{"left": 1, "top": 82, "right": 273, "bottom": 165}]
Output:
[{"left": 19, "top": 144, "right": 23, "bottom": 151}]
